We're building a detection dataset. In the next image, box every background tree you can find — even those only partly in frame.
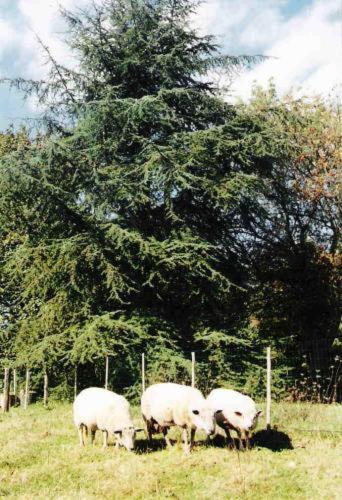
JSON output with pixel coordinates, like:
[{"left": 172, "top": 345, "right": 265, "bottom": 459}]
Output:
[{"left": 235, "top": 87, "right": 341, "bottom": 398}]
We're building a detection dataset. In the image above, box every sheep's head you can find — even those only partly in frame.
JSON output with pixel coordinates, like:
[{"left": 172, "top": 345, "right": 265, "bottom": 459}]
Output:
[
  {"left": 114, "top": 426, "right": 142, "bottom": 451},
  {"left": 226, "top": 409, "right": 262, "bottom": 438},
  {"left": 189, "top": 401, "right": 222, "bottom": 436}
]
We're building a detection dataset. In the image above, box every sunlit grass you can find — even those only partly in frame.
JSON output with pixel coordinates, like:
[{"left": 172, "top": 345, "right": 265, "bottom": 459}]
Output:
[{"left": 0, "top": 402, "right": 341, "bottom": 499}]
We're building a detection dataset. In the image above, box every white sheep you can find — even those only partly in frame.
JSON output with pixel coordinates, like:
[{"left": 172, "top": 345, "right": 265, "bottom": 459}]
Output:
[
  {"left": 73, "top": 387, "right": 141, "bottom": 450},
  {"left": 141, "top": 383, "right": 221, "bottom": 453},
  {"left": 207, "top": 388, "right": 262, "bottom": 447}
]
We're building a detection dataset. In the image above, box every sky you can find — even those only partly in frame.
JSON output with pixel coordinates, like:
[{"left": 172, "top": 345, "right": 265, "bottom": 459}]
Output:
[{"left": 0, "top": 0, "right": 340, "bottom": 130}]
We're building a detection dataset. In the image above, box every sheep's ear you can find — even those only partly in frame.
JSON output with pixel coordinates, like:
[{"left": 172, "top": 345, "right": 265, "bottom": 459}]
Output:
[
  {"left": 135, "top": 427, "right": 144, "bottom": 433},
  {"left": 256, "top": 410, "right": 263, "bottom": 417}
]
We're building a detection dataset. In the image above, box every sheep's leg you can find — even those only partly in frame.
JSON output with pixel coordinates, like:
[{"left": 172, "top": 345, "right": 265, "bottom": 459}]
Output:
[
  {"left": 78, "top": 425, "right": 85, "bottom": 447},
  {"left": 142, "top": 415, "right": 150, "bottom": 442},
  {"left": 236, "top": 429, "right": 244, "bottom": 450},
  {"left": 243, "top": 432, "right": 251, "bottom": 449},
  {"left": 82, "top": 425, "right": 88, "bottom": 445},
  {"left": 90, "top": 429, "right": 96, "bottom": 445},
  {"left": 162, "top": 427, "right": 172, "bottom": 448},
  {"left": 102, "top": 430, "right": 108, "bottom": 448},
  {"left": 190, "top": 428, "right": 196, "bottom": 450},
  {"left": 206, "top": 425, "right": 216, "bottom": 445},
  {"left": 147, "top": 420, "right": 154, "bottom": 442},
  {"left": 182, "top": 428, "right": 190, "bottom": 455},
  {"left": 224, "top": 428, "right": 234, "bottom": 448}
]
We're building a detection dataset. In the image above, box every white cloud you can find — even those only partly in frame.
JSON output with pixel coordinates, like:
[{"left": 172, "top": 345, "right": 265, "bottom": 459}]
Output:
[
  {"left": 0, "top": 19, "right": 19, "bottom": 63},
  {"left": 193, "top": 0, "right": 341, "bottom": 100},
  {"left": 194, "top": 1, "right": 287, "bottom": 49},
  {"left": 0, "top": 0, "right": 93, "bottom": 114},
  {"left": 238, "top": 6, "right": 284, "bottom": 49},
  {"left": 230, "top": 0, "right": 341, "bottom": 100},
  {"left": 195, "top": 0, "right": 251, "bottom": 35},
  {"left": 16, "top": 0, "right": 87, "bottom": 80}
]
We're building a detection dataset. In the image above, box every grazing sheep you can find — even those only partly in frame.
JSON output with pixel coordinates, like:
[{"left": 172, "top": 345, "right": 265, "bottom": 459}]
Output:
[
  {"left": 207, "top": 388, "right": 262, "bottom": 447},
  {"left": 141, "top": 383, "right": 221, "bottom": 453},
  {"left": 73, "top": 387, "right": 141, "bottom": 450}
]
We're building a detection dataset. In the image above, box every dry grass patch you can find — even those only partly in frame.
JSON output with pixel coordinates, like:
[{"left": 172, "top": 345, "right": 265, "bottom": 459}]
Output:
[{"left": 0, "top": 402, "right": 341, "bottom": 499}]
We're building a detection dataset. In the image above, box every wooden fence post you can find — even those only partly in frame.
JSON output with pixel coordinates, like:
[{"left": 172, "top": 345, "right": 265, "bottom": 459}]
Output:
[
  {"left": 266, "top": 347, "right": 271, "bottom": 430},
  {"left": 105, "top": 356, "right": 109, "bottom": 390},
  {"left": 43, "top": 370, "right": 48, "bottom": 407},
  {"left": 191, "top": 352, "right": 195, "bottom": 388},
  {"left": 2, "top": 368, "right": 10, "bottom": 413},
  {"left": 24, "top": 369, "right": 30, "bottom": 410},
  {"left": 74, "top": 366, "right": 78, "bottom": 400},
  {"left": 142, "top": 353, "right": 145, "bottom": 393},
  {"left": 13, "top": 369, "right": 17, "bottom": 406}
]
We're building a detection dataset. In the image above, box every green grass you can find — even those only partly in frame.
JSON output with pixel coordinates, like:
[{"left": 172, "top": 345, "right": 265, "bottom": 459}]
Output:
[{"left": 0, "top": 402, "right": 341, "bottom": 499}]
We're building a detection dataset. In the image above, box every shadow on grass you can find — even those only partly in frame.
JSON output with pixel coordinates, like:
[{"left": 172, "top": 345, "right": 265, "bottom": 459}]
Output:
[
  {"left": 134, "top": 428, "right": 293, "bottom": 454},
  {"left": 251, "top": 428, "right": 293, "bottom": 451},
  {"left": 134, "top": 437, "right": 171, "bottom": 454},
  {"left": 207, "top": 428, "right": 293, "bottom": 452},
  {"left": 135, "top": 437, "right": 212, "bottom": 454},
  {"left": 207, "top": 435, "right": 249, "bottom": 450}
]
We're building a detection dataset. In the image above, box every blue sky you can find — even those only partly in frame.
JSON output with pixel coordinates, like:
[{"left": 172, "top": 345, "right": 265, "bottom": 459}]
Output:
[{"left": 0, "top": 0, "right": 340, "bottom": 130}]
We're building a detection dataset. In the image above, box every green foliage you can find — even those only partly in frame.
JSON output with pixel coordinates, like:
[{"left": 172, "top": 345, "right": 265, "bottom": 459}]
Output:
[{"left": 0, "top": 1, "right": 340, "bottom": 400}]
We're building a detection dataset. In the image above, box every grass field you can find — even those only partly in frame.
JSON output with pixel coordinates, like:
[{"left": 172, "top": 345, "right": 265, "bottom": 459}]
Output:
[{"left": 0, "top": 401, "right": 341, "bottom": 499}]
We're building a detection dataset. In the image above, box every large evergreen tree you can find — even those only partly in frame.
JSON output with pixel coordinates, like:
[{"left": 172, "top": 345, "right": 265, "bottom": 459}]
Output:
[{"left": 1, "top": 0, "right": 264, "bottom": 394}]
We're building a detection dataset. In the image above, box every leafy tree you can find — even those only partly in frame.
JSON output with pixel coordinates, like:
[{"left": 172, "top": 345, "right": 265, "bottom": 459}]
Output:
[{"left": 236, "top": 87, "right": 341, "bottom": 390}]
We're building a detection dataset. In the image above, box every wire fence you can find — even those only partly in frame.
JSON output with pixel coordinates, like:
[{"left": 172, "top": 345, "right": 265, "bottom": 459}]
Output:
[
  {"left": 1, "top": 342, "right": 341, "bottom": 419},
  {"left": 271, "top": 339, "right": 341, "bottom": 404}
]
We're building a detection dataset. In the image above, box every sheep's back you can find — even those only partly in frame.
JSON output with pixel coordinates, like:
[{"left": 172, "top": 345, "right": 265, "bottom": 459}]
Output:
[
  {"left": 73, "top": 387, "right": 128, "bottom": 428},
  {"left": 141, "top": 383, "right": 203, "bottom": 426}
]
